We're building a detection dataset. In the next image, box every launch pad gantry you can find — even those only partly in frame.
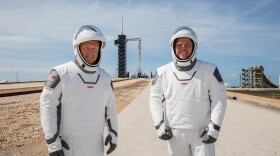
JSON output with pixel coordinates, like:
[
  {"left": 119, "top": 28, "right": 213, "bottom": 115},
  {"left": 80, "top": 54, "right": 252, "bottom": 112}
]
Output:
[{"left": 114, "top": 19, "right": 147, "bottom": 78}]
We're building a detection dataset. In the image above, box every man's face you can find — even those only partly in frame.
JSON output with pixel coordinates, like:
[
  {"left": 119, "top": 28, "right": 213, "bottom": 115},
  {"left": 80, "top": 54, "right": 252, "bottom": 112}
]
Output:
[
  {"left": 175, "top": 37, "right": 193, "bottom": 60},
  {"left": 79, "top": 40, "right": 100, "bottom": 64}
]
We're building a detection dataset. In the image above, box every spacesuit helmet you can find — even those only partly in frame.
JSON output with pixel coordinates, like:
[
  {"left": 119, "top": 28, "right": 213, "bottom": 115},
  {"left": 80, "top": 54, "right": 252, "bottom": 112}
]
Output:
[
  {"left": 170, "top": 26, "right": 198, "bottom": 67},
  {"left": 73, "top": 25, "right": 106, "bottom": 72}
]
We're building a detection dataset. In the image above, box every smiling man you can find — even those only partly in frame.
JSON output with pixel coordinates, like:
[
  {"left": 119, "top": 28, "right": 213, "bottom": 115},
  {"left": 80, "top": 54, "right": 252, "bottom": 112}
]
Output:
[
  {"left": 40, "top": 25, "right": 118, "bottom": 156},
  {"left": 174, "top": 37, "right": 194, "bottom": 60},
  {"left": 150, "top": 26, "right": 227, "bottom": 156},
  {"left": 79, "top": 40, "right": 100, "bottom": 64}
]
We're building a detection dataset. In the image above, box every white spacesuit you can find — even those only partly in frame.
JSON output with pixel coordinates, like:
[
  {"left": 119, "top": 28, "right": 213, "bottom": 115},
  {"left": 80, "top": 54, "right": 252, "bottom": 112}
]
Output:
[
  {"left": 150, "top": 26, "right": 227, "bottom": 156},
  {"left": 40, "top": 25, "right": 117, "bottom": 156}
]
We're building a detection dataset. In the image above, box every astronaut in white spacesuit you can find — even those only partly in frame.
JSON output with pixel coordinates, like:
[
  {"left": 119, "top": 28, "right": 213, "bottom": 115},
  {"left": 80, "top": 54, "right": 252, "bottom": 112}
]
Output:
[
  {"left": 150, "top": 26, "right": 227, "bottom": 156},
  {"left": 40, "top": 25, "right": 118, "bottom": 156}
]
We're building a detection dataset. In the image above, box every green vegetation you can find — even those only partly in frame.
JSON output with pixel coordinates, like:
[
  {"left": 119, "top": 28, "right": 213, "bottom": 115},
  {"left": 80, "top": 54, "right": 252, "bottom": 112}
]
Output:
[{"left": 227, "top": 90, "right": 280, "bottom": 100}]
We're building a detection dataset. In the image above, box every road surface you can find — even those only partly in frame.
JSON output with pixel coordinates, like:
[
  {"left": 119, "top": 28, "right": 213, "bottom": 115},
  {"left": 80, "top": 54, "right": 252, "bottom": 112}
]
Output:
[
  {"left": 216, "top": 99, "right": 280, "bottom": 156},
  {"left": 109, "top": 83, "right": 280, "bottom": 156}
]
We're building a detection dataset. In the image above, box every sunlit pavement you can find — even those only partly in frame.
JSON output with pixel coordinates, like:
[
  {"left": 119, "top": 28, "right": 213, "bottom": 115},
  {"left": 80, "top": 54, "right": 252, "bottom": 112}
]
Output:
[{"left": 106, "top": 83, "right": 280, "bottom": 156}]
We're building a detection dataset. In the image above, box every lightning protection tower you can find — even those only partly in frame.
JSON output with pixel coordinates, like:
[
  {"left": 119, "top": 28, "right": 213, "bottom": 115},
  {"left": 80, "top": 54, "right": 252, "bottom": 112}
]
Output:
[{"left": 129, "top": 38, "right": 148, "bottom": 78}]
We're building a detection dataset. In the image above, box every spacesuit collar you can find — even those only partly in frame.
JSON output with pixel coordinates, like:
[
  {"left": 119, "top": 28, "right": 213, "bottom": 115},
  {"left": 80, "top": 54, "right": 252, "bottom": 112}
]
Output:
[
  {"left": 174, "top": 58, "right": 197, "bottom": 71},
  {"left": 74, "top": 59, "right": 96, "bottom": 74}
]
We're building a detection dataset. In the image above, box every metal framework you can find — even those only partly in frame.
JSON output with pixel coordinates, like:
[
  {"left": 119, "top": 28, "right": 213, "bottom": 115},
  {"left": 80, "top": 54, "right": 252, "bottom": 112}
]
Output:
[
  {"left": 114, "top": 18, "right": 147, "bottom": 78},
  {"left": 126, "top": 38, "right": 147, "bottom": 78},
  {"left": 114, "top": 18, "right": 127, "bottom": 78},
  {"left": 241, "top": 66, "right": 277, "bottom": 88},
  {"left": 115, "top": 35, "right": 127, "bottom": 78}
]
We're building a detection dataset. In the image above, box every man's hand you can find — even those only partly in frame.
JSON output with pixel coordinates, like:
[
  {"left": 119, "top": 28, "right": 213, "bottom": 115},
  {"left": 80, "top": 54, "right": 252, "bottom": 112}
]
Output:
[
  {"left": 156, "top": 123, "right": 173, "bottom": 140},
  {"left": 49, "top": 150, "right": 65, "bottom": 156},
  {"left": 200, "top": 121, "right": 220, "bottom": 144},
  {"left": 200, "top": 126, "right": 217, "bottom": 144},
  {"left": 105, "top": 135, "right": 117, "bottom": 155},
  {"left": 47, "top": 137, "right": 69, "bottom": 156}
]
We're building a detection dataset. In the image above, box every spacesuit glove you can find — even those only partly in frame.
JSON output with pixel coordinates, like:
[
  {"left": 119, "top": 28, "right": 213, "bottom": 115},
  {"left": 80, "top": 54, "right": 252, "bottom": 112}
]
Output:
[
  {"left": 200, "top": 121, "right": 220, "bottom": 144},
  {"left": 49, "top": 150, "right": 65, "bottom": 156},
  {"left": 47, "top": 137, "right": 63, "bottom": 154},
  {"left": 156, "top": 123, "right": 173, "bottom": 140},
  {"left": 105, "top": 134, "right": 117, "bottom": 155},
  {"left": 47, "top": 137, "right": 69, "bottom": 155}
]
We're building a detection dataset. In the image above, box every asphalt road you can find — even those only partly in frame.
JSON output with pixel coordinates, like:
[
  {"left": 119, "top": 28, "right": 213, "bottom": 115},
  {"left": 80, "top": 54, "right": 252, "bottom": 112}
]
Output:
[
  {"left": 107, "top": 83, "right": 168, "bottom": 156},
  {"left": 108, "top": 84, "right": 280, "bottom": 156},
  {"left": 216, "top": 99, "right": 280, "bottom": 156}
]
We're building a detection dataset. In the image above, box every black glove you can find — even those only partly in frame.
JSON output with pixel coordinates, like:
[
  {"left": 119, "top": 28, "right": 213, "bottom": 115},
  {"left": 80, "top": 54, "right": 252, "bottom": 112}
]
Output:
[
  {"left": 159, "top": 126, "right": 173, "bottom": 140},
  {"left": 156, "top": 123, "right": 173, "bottom": 140},
  {"left": 200, "top": 126, "right": 217, "bottom": 144},
  {"left": 47, "top": 138, "right": 69, "bottom": 156},
  {"left": 49, "top": 150, "right": 65, "bottom": 156},
  {"left": 105, "top": 135, "right": 117, "bottom": 155}
]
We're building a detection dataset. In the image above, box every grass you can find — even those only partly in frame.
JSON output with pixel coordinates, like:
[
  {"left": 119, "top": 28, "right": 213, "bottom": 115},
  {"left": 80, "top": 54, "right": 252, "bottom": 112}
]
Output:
[{"left": 227, "top": 90, "right": 280, "bottom": 100}]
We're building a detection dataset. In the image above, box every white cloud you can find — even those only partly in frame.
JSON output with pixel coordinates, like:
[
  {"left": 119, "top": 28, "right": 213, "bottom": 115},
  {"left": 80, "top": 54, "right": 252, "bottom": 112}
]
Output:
[
  {"left": 0, "top": 35, "right": 41, "bottom": 44},
  {"left": 0, "top": 0, "right": 279, "bottom": 83},
  {"left": 231, "top": 0, "right": 275, "bottom": 22},
  {"left": 0, "top": 67, "right": 49, "bottom": 73},
  {"left": 273, "top": 56, "right": 280, "bottom": 61}
]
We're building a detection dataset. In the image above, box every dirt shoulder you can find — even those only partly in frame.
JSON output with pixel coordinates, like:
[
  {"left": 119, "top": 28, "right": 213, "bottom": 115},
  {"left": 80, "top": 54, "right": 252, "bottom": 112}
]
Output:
[{"left": 0, "top": 79, "right": 151, "bottom": 156}]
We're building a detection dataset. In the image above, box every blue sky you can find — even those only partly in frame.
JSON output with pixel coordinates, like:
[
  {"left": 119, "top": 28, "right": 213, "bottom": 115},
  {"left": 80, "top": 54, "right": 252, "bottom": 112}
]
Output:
[{"left": 0, "top": 0, "right": 279, "bottom": 87}]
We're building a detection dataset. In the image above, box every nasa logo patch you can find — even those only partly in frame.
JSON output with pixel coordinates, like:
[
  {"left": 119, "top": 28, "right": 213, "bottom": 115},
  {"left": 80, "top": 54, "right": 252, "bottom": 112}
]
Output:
[{"left": 181, "top": 82, "right": 188, "bottom": 86}]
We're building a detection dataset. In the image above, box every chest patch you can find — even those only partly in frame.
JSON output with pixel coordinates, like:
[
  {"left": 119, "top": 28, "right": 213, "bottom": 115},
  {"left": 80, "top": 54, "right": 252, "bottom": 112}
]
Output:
[
  {"left": 181, "top": 82, "right": 188, "bottom": 86},
  {"left": 87, "top": 86, "right": 94, "bottom": 88}
]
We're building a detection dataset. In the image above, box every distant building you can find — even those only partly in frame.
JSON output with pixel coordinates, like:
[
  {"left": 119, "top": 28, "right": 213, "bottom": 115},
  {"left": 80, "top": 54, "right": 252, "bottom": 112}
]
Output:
[
  {"left": 0, "top": 80, "right": 8, "bottom": 83},
  {"left": 224, "top": 83, "right": 231, "bottom": 88}
]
